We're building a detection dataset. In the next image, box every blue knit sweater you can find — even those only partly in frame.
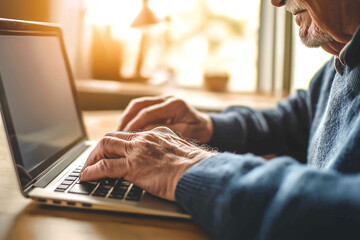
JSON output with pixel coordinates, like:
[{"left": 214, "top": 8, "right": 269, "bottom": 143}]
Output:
[{"left": 175, "top": 27, "right": 360, "bottom": 240}]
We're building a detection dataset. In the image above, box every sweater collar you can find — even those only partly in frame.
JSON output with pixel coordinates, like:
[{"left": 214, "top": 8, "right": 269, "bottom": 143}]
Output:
[{"left": 335, "top": 26, "right": 360, "bottom": 75}]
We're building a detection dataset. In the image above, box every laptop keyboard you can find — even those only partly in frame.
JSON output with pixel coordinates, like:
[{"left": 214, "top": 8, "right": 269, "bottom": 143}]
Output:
[{"left": 54, "top": 163, "right": 144, "bottom": 201}]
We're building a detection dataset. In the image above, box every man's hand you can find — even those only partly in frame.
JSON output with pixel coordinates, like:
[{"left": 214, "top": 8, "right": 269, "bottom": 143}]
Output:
[
  {"left": 118, "top": 96, "right": 214, "bottom": 144},
  {"left": 80, "top": 127, "right": 214, "bottom": 201}
]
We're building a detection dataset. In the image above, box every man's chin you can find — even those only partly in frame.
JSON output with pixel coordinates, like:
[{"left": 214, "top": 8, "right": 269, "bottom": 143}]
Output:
[
  {"left": 298, "top": 28, "right": 334, "bottom": 48},
  {"left": 300, "top": 37, "right": 322, "bottom": 48}
]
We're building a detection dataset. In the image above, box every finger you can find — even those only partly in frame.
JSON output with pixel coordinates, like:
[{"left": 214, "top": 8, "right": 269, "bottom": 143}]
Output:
[
  {"left": 123, "top": 98, "right": 184, "bottom": 132},
  {"left": 83, "top": 136, "right": 131, "bottom": 170},
  {"left": 80, "top": 158, "right": 128, "bottom": 181},
  {"left": 118, "top": 95, "right": 173, "bottom": 131}
]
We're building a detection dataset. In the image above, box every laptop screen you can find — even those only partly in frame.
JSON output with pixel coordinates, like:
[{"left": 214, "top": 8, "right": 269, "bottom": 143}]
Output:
[{"left": 0, "top": 28, "right": 86, "bottom": 187}]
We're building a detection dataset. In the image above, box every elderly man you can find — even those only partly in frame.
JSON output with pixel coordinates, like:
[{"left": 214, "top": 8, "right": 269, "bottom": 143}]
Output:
[{"left": 81, "top": 0, "right": 360, "bottom": 239}]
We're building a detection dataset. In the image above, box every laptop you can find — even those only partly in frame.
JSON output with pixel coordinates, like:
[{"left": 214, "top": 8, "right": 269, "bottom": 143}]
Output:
[{"left": 0, "top": 18, "right": 189, "bottom": 219}]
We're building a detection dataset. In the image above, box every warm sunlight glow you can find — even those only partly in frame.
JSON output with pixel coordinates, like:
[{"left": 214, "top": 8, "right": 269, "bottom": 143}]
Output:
[
  {"left": 149, "top": 0, "right": 196, "bottom": 19},
  {"left": 84, "top": 0, "right": 142, "bottom": 27},
  {"left": 83, "top": 0, "right": 261, "bottom": 92}
]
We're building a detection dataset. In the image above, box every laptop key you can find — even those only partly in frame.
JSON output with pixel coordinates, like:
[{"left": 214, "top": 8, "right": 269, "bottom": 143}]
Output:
[
  {"left": 55, "top": 188, "right": 66, "bottom": 192},
  {"left": 109, "top": 192, "right": 125, "bottom": 199},
  {"left": 92, "top": 189, "right": 108, "bottom": 197},
  {"left": 57, "top": 184, "right": 69, "bottom": 190},
  {"left": 125, "top": 185, "right": 143, "bottom": 201},
  {"left": 101, "top": 178, "right": 116, "bottom": 186},
  {"left": 65, "top": 176, "right": 77, "bottom": 181},
  {"left": 97, "top": 184, "right": 113, "bottom": 191},
  {"left": 69, "top": 182, "right": 97, "bottom": 195},
  {"left": 69, "top": 172, "right": 80, "bottom": 177},
  {"left": 125, "top": 195, "right": 142, "bottom": 201},
  {"left": 117, "top": 179, "right": 130, "bottom": 187},
  {"left": 80, "top": 180, "right": 98, "bottom": 185},
  {"left": 61, "top": 180, "right": 73, "bottom": 185},
  {"left": 111, "top": 186, "right": 127, "bottom": 197},
  {"left": 113, "top": 185, "right": 128, "bottom": 192},
  {"left": 129, "top": 185, "right": 142, "bottom": 192}
]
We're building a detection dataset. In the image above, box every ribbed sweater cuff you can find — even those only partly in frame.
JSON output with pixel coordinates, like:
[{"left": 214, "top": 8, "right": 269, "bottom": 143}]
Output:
[{"left": 175, "top": 154, "right": 229, "bottom": 218}]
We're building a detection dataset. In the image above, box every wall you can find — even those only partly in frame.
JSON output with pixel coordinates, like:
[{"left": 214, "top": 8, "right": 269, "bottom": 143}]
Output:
[
  {"left": 49, "top": 0, "right": 83, "bottom": 72},
  {"left": 0, "top": 0, "right": 50, "bottom": 22},
  {"left": 0, "top": 0, "right": 82, "bottom": 76}
]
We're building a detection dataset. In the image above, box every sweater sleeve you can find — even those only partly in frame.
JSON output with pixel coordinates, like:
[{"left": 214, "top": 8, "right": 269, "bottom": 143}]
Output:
[
  {"left": 175, "top": 153, "right": 360, "bottom": 240},
  {"left": 207, "top": 59, "right": 335, "bottom": 162}
]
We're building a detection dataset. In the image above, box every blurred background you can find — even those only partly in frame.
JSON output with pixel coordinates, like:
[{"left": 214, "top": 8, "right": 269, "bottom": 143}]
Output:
[{"left": 0, "top": 0, "right": 331, "bottom": 111}]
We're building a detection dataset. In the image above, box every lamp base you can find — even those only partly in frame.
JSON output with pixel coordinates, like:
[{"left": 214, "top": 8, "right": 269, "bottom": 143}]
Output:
[{"left": 204, "top": 73, "right": 229, "bottom": 92}]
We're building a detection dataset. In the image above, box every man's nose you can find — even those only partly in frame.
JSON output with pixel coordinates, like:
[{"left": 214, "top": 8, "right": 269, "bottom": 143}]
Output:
[{"left": 271, "top": 0, "right": 286, "bottom": 7}]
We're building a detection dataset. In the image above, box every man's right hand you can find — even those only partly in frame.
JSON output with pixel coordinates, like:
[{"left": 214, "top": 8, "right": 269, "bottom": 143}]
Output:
[{"left": 118, "top": 96, "right": 214, "bottom": 144}]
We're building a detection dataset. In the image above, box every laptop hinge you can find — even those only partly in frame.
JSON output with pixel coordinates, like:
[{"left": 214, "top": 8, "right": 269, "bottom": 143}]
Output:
[{"left": 33, "top": 141, "right": 89, "bottom": 188}]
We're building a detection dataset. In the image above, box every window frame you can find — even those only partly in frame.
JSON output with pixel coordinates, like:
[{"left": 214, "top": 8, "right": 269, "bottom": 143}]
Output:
[{"left": 257, "top": 0, "right": 293, "bottom": 97}]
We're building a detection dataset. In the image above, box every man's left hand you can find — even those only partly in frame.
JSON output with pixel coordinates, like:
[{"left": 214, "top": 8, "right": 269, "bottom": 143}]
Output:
[{"left": 80, "top": 127, "right": 214, "bottom": 201}]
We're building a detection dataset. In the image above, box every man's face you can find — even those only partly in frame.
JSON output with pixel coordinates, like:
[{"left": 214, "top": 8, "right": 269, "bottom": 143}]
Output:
[
  {"left": 284, "top": 0, "right": 334, "bottom": 48},
  {"left": 271, "top": 0, "right": 359, "bottom": 56}
]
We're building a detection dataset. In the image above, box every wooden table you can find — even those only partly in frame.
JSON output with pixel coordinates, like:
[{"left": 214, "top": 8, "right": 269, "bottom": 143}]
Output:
[{"left": 0, "top": 111, "right": 210, "bottom": 240}]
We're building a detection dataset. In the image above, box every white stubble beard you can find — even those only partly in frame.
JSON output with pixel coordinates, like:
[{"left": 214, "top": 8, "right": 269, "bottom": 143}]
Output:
[{"left": 285, "top": 0, "right": 334, "bottom": 48}]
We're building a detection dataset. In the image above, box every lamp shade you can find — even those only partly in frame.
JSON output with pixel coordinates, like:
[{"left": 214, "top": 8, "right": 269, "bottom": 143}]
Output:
[{"left": 131, "top": 0, "right": 159, "bottom": 28}]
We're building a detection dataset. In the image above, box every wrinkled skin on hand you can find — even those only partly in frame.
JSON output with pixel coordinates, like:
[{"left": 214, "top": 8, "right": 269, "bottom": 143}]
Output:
[
  {"left": 117, "top": 96, "right": 214, "bottom": 144},
  {"left": 80, "top": 127, "right": 214, "bottom": 201}
]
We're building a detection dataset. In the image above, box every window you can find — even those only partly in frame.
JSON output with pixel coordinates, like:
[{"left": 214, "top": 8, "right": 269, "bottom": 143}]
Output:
[
  {"left": 81, "top": 0, "right": 261, "bottom": 93},
  {"left": 52, "top": 0, "right": 306, "bottom": 98}
]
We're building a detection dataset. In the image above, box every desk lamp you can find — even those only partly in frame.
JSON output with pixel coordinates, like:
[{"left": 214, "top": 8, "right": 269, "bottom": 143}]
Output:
[{"left": 130, "top": 0, "right": 159, "bottom": 81}]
